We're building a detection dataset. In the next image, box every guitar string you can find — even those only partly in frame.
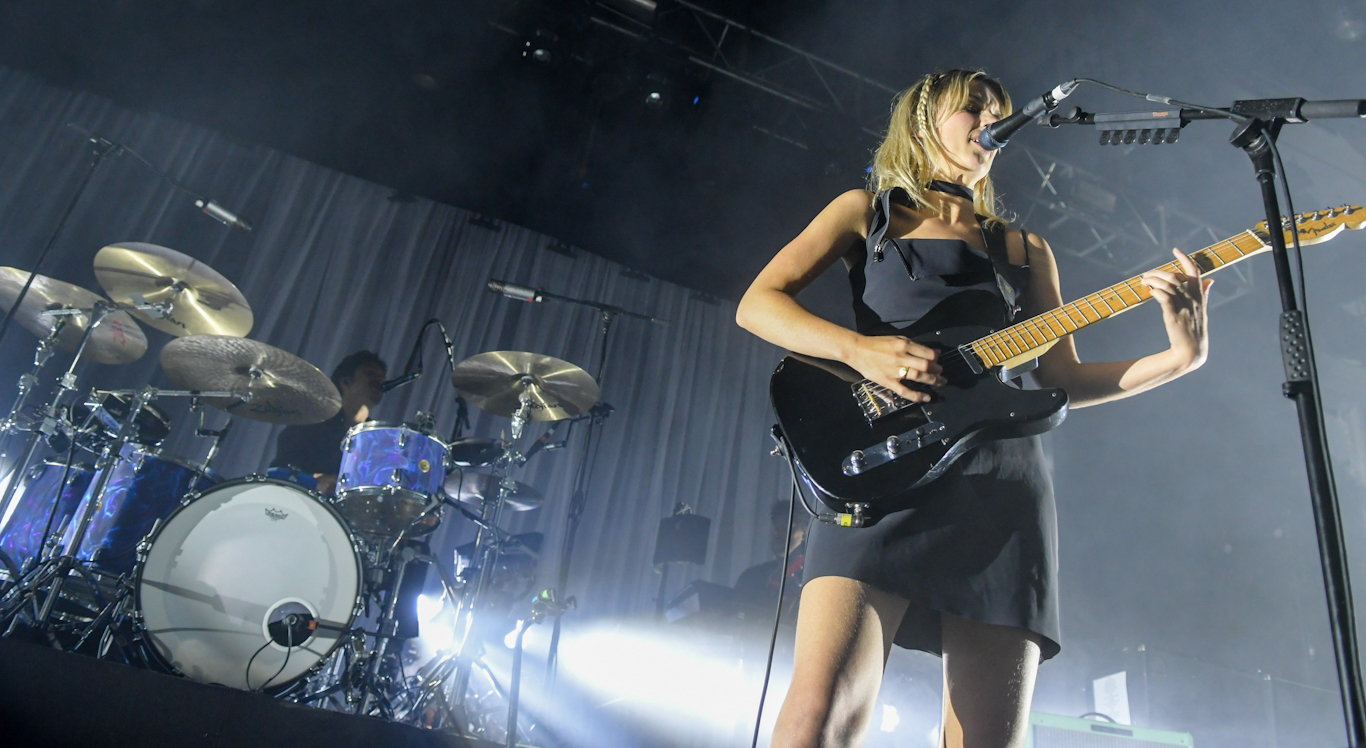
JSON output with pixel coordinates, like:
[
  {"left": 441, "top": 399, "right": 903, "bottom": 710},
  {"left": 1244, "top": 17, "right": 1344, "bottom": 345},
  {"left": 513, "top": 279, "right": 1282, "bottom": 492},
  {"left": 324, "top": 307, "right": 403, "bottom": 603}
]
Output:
[
  {"left": 856, "top": 234, "right": 1263, "bottom": 403},
  {"left": 856, "top": 216, "right": 1345, "bottom": 404}
]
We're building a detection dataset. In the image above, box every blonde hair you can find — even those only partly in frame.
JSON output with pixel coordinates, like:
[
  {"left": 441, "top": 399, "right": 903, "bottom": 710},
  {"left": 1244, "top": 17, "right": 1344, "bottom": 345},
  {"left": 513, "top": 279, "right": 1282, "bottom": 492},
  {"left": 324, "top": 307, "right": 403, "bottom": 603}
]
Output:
[{"left": 869, "top": 69, "right": 1013, "bottom": 227}]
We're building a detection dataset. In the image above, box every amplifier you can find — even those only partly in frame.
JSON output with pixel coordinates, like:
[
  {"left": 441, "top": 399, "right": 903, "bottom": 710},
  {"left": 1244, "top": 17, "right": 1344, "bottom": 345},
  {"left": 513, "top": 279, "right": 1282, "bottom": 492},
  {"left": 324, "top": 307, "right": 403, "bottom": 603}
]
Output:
[{"left": 1026, "top": 712, "right": 1194, "bottom": 747}]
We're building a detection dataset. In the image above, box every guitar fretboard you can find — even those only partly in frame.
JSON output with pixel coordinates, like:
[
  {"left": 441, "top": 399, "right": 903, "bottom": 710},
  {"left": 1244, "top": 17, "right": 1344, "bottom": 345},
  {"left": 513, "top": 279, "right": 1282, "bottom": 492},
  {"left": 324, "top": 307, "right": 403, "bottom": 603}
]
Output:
[{"left": 968, "top": 230, "right": 1268, "bottom": 368}]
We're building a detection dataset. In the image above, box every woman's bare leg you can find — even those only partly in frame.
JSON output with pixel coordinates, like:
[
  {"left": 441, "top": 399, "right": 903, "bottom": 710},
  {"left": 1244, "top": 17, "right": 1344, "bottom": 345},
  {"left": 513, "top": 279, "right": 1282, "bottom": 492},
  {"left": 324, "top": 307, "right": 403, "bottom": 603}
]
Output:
[
  {"left": 770, "top": 576, "right": 909, "bottom": 748},
  {"left": 939, "top": 612, "right": 1043, "bottom": 748}
]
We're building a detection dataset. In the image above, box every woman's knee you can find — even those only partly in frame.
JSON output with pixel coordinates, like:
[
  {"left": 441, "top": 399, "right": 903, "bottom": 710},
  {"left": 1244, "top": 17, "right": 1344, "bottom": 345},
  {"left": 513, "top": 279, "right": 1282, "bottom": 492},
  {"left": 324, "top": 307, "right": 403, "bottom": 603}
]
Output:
[{"left": 775, "top": 675, "right": 877, "bottom": 748}]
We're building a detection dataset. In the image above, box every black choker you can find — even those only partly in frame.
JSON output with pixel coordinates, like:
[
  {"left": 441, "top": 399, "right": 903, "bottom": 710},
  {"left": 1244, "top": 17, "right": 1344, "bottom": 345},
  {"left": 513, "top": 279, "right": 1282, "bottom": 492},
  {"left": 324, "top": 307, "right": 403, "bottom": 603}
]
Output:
[{"left": 926, "top": 180, "right": 974, "bottom": 202}]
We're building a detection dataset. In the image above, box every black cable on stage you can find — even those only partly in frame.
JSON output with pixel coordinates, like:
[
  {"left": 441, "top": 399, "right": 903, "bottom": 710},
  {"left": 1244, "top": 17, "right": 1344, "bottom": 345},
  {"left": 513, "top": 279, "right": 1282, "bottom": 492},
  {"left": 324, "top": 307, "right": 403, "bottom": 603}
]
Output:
[
  {"left": 245, "top": 625, "right": 294, "bottom": 692},
  {"left": 750, "top": 471, "right": 799, "bottom": 748}
]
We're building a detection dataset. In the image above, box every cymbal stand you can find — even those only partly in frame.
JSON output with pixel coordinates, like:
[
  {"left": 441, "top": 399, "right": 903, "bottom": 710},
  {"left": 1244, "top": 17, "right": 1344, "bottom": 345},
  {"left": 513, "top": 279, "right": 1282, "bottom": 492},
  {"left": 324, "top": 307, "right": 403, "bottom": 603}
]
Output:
[
  {"left": 0, "top": 322, "right": 66, "bottom": 532},
  {"left": 0, "top": 385, "right": 243, "bottom": 637},
  {"left": 189, "top": 397, "right": 232, "bottom": 485}
]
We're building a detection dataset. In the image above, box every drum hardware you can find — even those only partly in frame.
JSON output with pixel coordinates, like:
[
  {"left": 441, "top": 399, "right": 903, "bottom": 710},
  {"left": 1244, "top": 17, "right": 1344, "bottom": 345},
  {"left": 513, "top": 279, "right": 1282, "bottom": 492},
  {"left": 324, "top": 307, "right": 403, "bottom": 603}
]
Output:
[
  {"left": 0, "top": 385, "right": 243, "bottom": 638},
  {"left": 188, "top": 397, "right": 233, "bottom": 486},
  {"left": 505, "top": 589, "right": 575, "bottom": 748},
  {"left": 0, "top": 298, "right": 159, "bottom": 583}
]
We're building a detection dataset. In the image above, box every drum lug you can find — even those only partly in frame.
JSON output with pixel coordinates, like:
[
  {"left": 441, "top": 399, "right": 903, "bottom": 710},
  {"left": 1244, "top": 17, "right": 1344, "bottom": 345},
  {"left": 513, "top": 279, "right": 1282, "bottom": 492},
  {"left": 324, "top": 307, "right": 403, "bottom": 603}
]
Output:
[{"left": 398, "top": 432, "right": 407, "bottom": 449}]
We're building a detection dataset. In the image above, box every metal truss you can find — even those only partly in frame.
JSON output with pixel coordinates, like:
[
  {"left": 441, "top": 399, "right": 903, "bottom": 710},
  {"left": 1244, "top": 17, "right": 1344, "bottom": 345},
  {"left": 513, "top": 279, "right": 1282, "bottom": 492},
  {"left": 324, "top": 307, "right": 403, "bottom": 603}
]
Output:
[
  {"left": 587, "top": 0, "right": 898, "bottom": 148},
  {"left": 1000, "top": 145, "right": 1255, "bottom": 310}
]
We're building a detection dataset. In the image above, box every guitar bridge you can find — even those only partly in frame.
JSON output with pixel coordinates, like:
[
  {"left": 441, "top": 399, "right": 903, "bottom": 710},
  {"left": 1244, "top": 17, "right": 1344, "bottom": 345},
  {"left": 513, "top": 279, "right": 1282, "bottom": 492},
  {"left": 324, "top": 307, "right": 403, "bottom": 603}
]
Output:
[
  {"left": 852, "top": 381, "right": 915, "bottom": 423},
  {"left": 842, "top": 421, "right": 946, "bottom": 476}
]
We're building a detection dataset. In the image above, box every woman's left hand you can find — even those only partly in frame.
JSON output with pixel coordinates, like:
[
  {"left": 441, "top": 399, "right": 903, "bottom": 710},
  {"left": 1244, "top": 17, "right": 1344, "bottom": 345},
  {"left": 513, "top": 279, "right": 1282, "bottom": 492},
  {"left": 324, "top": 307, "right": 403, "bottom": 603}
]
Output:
[{"left": 1142, "top": 248, "right": 1214, "bottom": 372}]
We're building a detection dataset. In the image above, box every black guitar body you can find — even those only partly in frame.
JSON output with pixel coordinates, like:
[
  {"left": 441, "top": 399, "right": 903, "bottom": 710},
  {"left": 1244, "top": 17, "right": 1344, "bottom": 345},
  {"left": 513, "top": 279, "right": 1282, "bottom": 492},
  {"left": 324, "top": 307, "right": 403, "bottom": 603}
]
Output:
[{"left": 770, "top": 291, "right": 1068, "bottom": 522}]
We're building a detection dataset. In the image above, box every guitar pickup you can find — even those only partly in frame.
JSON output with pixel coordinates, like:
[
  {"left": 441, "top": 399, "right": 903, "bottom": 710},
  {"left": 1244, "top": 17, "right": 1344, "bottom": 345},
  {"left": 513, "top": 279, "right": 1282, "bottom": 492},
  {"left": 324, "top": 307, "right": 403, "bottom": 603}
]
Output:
[{"left": 842, "top": 420, "right": 946, "bottom": 476}]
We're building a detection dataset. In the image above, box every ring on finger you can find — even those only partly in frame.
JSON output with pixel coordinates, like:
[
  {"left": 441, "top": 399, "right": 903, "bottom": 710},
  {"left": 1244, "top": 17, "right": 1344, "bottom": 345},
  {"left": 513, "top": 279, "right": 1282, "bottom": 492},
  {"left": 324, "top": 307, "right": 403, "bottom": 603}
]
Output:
[{"left": 898, "top": 366, "right": 910, "bottom": 379}]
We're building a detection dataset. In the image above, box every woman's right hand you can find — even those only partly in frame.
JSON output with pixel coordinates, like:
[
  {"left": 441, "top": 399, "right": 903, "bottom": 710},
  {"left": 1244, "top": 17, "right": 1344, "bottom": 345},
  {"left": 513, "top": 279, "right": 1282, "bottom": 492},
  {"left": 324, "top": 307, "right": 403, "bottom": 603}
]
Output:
[{"left": 846, "top": 334, "right": 945, "bottom": 402}]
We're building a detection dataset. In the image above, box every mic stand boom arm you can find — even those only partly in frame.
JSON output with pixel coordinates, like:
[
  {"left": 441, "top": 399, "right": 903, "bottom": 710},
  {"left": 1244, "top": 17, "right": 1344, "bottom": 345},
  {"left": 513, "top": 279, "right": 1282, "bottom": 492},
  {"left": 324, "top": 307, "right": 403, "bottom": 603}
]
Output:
[
  {"left": 1046, "top": 89, "right": 1366, "bottom": 746},
  {"left": 534, "top": 288, "right": 669, "bottom": 328}
]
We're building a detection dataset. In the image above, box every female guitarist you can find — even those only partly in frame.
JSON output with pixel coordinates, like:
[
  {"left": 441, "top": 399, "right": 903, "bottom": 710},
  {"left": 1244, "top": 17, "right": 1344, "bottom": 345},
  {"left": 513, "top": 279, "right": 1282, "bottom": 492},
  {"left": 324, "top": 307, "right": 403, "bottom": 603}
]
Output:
[{"left": 736, "top": 69, "right": 1213, "bottom": 748}]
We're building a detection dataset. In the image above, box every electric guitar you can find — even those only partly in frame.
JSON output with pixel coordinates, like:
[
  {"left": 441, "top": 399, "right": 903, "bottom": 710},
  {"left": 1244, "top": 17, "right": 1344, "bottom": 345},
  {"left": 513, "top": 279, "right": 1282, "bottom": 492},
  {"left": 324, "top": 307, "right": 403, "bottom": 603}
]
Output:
[{"left": 770, "top": 206, "right": 1366, "bottom": 525}]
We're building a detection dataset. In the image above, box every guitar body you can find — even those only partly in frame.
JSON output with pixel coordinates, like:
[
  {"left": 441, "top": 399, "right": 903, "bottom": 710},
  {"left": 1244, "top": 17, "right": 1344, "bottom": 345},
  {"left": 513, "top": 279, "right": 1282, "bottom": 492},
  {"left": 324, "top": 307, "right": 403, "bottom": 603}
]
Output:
[
  {"left": 767, "top": 205, "right": 1364, "bottom": 523},
  {"left": 770, "top": 291, "right": 1068, "bottom": 521}
]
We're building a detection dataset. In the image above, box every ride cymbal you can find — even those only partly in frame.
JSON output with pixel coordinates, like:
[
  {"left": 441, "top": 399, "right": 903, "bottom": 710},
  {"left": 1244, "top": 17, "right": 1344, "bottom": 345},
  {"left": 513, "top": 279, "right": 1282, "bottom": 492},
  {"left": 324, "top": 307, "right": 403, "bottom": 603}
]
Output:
[
  {"left": 0, "top": 267, "right": 147, "bottom": 364},
  {"left": 450, "top": 351, "right": 599, "bottom": 421},
  {"left": 94, "top": 242, "right": 252, "bottom": 337},
  {"left": 159, "top": 335, "right": 340, "bottom": 425}
]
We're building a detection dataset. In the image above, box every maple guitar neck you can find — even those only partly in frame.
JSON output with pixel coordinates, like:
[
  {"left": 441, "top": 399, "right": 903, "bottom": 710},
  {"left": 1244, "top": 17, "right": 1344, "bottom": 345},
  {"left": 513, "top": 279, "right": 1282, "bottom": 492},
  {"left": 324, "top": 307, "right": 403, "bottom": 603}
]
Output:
[{"left": 973, "top": 223, "right": 1292, "bottom": 370}]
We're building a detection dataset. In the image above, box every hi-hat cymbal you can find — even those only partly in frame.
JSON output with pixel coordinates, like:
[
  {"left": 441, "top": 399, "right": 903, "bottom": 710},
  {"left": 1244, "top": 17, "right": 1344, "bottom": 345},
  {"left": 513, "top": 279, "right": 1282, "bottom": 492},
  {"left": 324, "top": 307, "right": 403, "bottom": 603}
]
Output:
[
  {"left": 443, "top": 472, "right": 543, "bottom": 512},
  {"left": 94, "top": 242, "right": 253, "bottom": 337},
  {"left": 450, "top": 351, "right": 599, "bottom": 421},
  {"left": 0, "top": 267, "right": 147, "bottom": 364},
  {"left": 159, "top": 335, "right": 340, "bottom": 425}
]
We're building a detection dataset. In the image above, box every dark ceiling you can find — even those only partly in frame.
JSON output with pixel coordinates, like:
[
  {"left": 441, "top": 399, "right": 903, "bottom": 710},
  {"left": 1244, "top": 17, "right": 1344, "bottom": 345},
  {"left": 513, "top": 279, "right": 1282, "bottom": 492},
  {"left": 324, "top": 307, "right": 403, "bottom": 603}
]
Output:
[{"left": 1, "top": 0, "right": 1360, "bottom": 306}]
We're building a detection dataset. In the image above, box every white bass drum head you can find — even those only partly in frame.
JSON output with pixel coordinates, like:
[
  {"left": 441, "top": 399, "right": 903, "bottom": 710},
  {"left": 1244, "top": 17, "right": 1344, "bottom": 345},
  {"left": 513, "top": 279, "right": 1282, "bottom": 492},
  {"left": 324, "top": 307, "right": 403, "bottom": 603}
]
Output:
[{"left": 137, "top": 479, "right": 361, "bottom": 690}]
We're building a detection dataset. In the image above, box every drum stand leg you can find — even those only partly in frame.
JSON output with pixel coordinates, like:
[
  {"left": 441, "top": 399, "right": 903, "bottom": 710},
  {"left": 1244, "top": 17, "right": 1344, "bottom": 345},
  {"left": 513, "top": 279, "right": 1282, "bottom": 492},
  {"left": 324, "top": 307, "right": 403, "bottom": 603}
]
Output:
[
  {"left": 0, "top": 324, "right": 63, "bottom": 528},
  {"left": 0, "top": 384, "right": 150, "bottom": 639},
  {"left": 358, "top": 546, "right": 413, "bottom": 716}
]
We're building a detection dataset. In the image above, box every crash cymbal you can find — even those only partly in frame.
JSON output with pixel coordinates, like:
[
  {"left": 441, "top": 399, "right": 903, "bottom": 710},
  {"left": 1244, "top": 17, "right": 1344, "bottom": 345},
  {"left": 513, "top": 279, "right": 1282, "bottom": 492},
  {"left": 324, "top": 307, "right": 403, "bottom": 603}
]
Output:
[
  {"left": 159, "top": 335, "right": 340, "bottom": 425},
  {"left": 0, "top": 267, "right": 147, "bottom": 364},
  {"left": 94, "top": 242, "right": 253, "bottom": 337},
  {"left": 443, "top": 472, "right": 543, "bottom": 512},
  {"left": 450, "top": 351, "right": 599, "bottom": 421}
]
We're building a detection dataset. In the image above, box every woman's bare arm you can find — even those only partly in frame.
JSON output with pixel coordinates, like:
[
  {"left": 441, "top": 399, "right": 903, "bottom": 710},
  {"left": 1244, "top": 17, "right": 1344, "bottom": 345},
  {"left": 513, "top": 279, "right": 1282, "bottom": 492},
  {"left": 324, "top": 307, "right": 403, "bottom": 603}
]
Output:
[
  {"left": 737, "top": 189, "right": 945, "bottom": 402},
  {"left": 1022, "top": 232, "right": 1213, "bottom": 408}
]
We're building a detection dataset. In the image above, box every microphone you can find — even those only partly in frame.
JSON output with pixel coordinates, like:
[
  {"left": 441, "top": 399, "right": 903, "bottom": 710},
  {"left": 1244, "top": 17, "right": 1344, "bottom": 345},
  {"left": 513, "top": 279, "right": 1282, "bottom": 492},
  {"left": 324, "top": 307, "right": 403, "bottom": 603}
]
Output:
[
  {"left": 488, "top": 279, "right": 543, "bottom": 302},
  {"left": 195, "top": 199, "right": 253, "bottom": 231},
  {"left": 381, "top": 371, "right": 421, "bottom": 392},
  {"left": 976, "top": 79, "right": 1079, "bottom": 151}
]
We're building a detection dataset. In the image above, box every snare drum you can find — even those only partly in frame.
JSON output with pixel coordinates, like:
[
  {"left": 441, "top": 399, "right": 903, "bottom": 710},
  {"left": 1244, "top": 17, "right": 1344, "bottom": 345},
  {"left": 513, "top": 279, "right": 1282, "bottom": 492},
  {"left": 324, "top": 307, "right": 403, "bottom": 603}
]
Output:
[
  {"left": 0, "top": 461, "right": 95, "bottom": 574},
  {"left": 60, "top": 447, "right": 218, "bottom": 575},
  {"left": 335, "top": 422, "right": 447, "bottom": 536},
  {"left": 136, "top": 478, "right": 362, "bottom": 691}
]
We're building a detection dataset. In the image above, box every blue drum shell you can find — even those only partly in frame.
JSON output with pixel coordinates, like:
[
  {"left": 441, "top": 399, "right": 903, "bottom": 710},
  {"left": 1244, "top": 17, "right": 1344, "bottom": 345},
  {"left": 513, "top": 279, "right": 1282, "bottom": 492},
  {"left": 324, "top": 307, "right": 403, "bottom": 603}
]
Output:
[
  {"left": 337, "top": 425, "right": 447, "bottom": 499},
  {"left": 0, "top": 461, "right": 95, "bottom": 574},
  {"left": 61, "top": 449, "right": 219, "bottom": 576}
]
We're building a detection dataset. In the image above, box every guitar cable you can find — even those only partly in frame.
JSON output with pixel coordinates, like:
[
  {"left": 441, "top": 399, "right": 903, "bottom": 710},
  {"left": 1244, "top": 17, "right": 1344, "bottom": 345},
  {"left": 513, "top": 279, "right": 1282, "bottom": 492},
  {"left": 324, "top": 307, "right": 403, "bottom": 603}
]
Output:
[{"left": 751, "top": 429, "right": 831, "bottom": 748}]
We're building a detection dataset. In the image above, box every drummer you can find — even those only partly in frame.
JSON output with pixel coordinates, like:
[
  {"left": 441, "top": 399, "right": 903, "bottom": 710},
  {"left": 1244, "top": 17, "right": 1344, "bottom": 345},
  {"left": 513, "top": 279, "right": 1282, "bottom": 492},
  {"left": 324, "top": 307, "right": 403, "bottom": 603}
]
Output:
[{"left": 271, "top": 350, "right": 387, "bottom": 495}]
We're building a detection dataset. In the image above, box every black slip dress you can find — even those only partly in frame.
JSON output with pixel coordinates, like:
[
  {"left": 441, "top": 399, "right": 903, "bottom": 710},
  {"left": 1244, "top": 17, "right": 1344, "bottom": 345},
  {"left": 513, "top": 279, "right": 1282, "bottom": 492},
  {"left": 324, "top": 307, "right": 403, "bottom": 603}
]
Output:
[{"left": 802, "top": 183, "right": 1061, "bottom": 660}]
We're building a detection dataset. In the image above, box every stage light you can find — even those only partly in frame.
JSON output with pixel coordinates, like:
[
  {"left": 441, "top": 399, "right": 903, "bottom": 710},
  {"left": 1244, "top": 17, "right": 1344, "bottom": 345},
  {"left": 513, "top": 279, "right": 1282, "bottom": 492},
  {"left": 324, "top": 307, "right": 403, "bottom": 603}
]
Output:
[
  {"left": 503, "top": 620, "right": 525, "bottom": 649},
  {"left": 556, "top": 624, "right": 753, "bottom": 731},
  {"left": 522, "top": 29, "right": 561, "bottom": 66},
  {"left": 880, "top": 704, "right": 900, "bottom": 733},
  {"left": 645, "top": 91, "right": 664, "bottom": 108},
  {"left": 417, "top": 593, "right": 444, "bottom": 624}
]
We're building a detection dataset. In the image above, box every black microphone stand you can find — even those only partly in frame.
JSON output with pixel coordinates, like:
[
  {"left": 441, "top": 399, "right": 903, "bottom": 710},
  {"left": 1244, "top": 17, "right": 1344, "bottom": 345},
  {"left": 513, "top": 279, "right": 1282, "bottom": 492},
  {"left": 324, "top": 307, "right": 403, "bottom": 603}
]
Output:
[
  {"left": 488, "top": 283, "right": 666, "bottom": 682},
  {"left": 1047, "top": 93, "right": 1366, "bottom": 745},
  {"left": 0, "top": 131, "right": 121, "bottom": 350},
  {"left": 0, "top": 122, "right": 253, "bottom": 351}
]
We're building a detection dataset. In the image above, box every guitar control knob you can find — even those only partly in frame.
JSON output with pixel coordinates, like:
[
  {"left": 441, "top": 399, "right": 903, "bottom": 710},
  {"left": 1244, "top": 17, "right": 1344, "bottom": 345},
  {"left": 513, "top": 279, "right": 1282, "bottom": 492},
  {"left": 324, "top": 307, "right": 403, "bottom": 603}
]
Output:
[
  {"left": 849, "top": 450, "right": 866, "bottom": 473},
  {"left": 885, "top": 435, "right": 901, "bottom": 456}
]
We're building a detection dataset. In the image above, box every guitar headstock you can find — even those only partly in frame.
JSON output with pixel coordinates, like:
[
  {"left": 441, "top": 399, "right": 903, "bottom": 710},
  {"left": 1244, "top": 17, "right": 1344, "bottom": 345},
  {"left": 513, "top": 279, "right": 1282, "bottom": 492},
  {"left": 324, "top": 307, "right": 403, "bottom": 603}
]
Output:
[{"left": 1252, "top": 205, "right": 1366, "bottom": 246}]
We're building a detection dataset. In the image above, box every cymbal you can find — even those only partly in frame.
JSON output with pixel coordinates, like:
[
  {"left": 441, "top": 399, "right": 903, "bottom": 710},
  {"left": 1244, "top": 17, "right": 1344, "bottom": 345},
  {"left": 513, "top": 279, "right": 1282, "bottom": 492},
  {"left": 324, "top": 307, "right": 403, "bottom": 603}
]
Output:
[
  {"left": 450, "top": 351, "right": 599, "bottom": 421},
  {"left": 94, "top": 242, "right": 253, "bottom": 337},
  {"left": 0, "top": 267, "right": 148, "bottom": 364},
  {"left": 159, "top": 335, "right": 340, "bottom": 425},
  {"left": 443, "top": 472, "right": 543, "bottom": 512},
  {"left": 447, "top": 437, "right": 505, "bottom": 468}
]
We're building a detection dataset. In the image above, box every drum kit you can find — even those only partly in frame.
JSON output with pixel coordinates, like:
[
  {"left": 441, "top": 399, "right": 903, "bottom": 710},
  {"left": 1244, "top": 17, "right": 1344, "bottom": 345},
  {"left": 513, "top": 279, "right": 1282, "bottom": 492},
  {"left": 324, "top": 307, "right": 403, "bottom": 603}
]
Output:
[{"left": 0, "top": 241, "right": 605, "bottom": 742}]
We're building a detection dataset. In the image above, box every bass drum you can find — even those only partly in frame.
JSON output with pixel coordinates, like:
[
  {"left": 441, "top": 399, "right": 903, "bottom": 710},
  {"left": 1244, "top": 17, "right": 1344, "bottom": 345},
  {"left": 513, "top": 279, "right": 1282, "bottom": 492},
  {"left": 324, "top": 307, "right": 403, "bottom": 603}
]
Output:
[{"left": 136, "top": 478, "right": 362, "bottom": 691}]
